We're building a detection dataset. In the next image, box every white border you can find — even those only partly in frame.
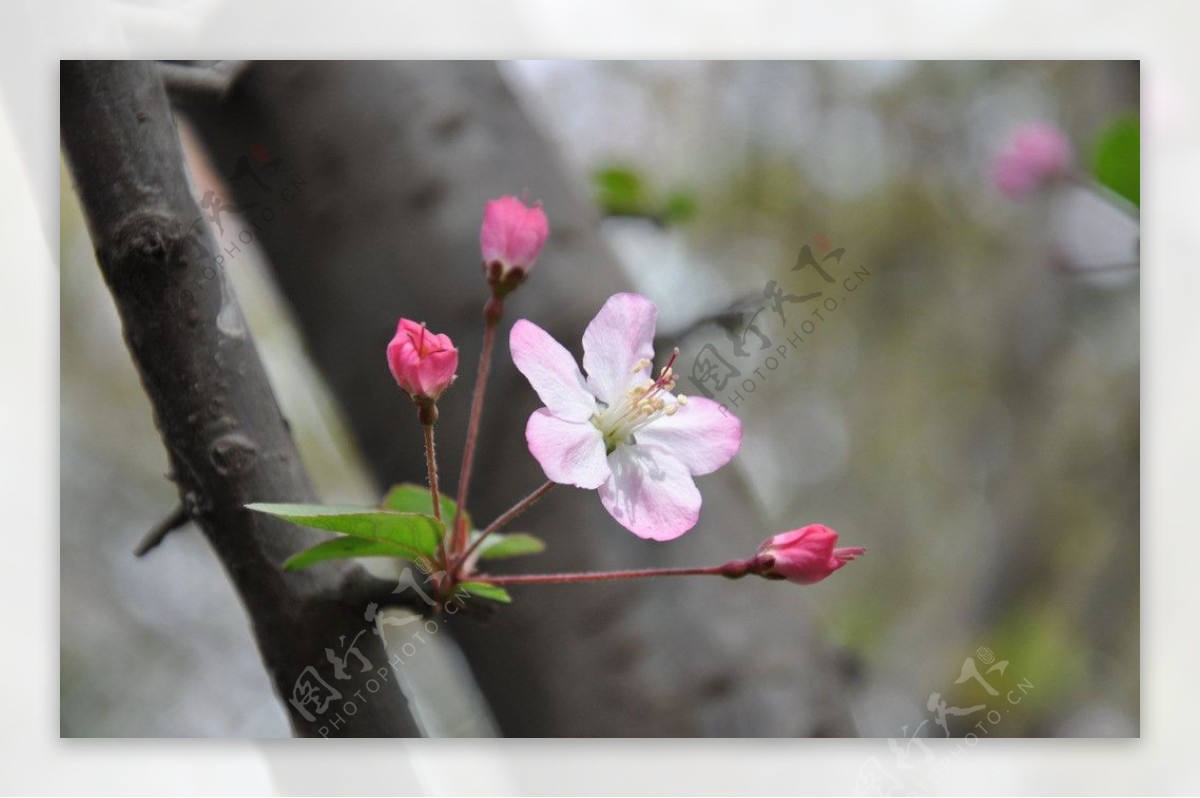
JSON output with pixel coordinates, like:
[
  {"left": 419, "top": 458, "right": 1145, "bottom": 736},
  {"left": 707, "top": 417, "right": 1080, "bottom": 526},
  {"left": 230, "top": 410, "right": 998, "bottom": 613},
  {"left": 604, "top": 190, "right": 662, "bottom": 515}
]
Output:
[{"left": 5, "top": 0, "right": 1197, "bottom": 794}]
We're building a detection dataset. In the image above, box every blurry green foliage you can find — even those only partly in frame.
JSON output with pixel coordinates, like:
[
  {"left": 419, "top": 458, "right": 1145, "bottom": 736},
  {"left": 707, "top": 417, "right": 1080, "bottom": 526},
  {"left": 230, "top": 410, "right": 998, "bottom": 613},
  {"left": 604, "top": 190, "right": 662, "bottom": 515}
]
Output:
[
  {"left": 592, "top": 165, "right": 697, "bottom": 224},
  {"left": 1091, "top": 115, "right": 1139, "bottom": 207}
]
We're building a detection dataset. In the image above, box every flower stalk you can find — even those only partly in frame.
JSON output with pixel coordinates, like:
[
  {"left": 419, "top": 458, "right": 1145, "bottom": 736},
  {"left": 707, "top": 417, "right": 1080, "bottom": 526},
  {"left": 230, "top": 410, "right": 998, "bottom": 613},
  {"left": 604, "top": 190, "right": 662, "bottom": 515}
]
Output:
[
  {"left": 453, "top": 480, "right": 555, "bottom": 575},
  {"left": 452, "top": 314, "right": 498, "bottom": 554},
  {"left": 476, "top": 556, "right": 774, "bottom": 586}
]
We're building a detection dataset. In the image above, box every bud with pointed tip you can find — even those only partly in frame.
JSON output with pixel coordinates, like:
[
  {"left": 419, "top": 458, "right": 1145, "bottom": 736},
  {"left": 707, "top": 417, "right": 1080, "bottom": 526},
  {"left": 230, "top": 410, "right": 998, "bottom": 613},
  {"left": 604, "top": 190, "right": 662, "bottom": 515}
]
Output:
[
  {"left": 756, "top": 524, "right": 865, "bottom": 585},
  {"left": 387, "top": 319, "right": 459, "bottom": 408}
]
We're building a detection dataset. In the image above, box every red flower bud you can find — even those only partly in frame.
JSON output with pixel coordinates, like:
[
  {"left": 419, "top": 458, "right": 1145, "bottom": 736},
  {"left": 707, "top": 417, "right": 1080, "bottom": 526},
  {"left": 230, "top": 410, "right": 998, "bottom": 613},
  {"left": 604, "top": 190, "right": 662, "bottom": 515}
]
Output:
[
  {"left": 756, "top": 524, "right": 865, "bottom": 585},
  {"left": 480, "top": 196, "right": 548, "bottom": 293},
  {"left": 387, "top": 319, "right": 458, "bottom": 403}
]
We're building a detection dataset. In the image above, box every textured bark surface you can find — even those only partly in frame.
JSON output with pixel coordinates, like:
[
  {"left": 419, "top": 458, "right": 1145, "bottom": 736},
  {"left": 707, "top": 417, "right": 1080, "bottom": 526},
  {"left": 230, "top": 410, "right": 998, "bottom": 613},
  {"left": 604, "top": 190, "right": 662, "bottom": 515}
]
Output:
[
  {"left": 61, "top": 60, "right": 422, "bottom": 737},
  {"left": 181, "top": 60, "right": 855, "bottom": 736}
]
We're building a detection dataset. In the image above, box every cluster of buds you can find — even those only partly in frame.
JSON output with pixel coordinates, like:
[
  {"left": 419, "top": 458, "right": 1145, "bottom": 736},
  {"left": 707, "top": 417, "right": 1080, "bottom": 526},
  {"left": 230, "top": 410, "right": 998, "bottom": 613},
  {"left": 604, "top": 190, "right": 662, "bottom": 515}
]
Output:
[
  {"left": 382, "top": 195, "right": 864, "bottom": 595},
  {"left": 388, "top": 195, "right": 548, "bottom": 415}
]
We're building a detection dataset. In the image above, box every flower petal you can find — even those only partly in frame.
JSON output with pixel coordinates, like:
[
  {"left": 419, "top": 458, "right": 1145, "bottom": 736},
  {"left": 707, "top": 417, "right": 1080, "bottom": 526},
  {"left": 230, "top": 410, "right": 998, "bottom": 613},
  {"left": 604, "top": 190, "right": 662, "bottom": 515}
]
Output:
[
  {"left": 582, "top": 293, "right": 658, "bottom": 405},
  {"left": 526, "top": 409, "right": 610, "bottom": 489},
  {"left": 510, "top": 319, "right": 596, "bottom": 422},
  {"left": 634, "top": 396, "right": 742, "bottom": 475},
  {"left": 597, "top": 444, "right": 701, "bottom": 541}
]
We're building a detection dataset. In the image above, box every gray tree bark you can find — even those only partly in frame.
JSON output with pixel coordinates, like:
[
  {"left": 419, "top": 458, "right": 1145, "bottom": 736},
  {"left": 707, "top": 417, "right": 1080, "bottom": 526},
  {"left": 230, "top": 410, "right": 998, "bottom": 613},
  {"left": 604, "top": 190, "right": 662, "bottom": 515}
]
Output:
[
  {"left": 61, "top": 60, "right": 425, "bottom": 737},
  {"left": 179, "top": 60, "right": 855, "bottom": 736}
]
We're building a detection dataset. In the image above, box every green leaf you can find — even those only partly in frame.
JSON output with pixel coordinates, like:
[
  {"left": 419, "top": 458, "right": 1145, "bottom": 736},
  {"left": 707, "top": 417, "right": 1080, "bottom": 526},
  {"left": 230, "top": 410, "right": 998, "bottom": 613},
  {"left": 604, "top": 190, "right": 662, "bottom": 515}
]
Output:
[
  {"left": 246, "top": 503, "right": 443, "bottom": 560},
  {"left": 660, "top": 190, "right": 698, "bottom": 223},
  {"left": 454, "top": 581, "right": 513, "bottom": 604},
  {"left": 476, "top": 532, "right": 546, "bottom": 561},
  {"left": 592, "top": 166, "right": 646, "bottom": 216},
  {"left": 282, "top": 537, "right": 422, "bottom": 571},
  {"left": 381, "top": 483, "right": 468, "bottom": 534},
  {"left": 1091, "top": 115, "right": 1139, "bottom": 207}
]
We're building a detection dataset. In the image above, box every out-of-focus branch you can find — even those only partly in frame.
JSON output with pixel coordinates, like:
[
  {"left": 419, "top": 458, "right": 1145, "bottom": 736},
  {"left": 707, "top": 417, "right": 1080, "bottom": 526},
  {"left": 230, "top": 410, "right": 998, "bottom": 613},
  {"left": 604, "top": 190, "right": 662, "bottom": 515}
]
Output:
[
  {"left": 60, "top": 60, "right": 422, "bottom": 737},
  {"left": 157, "top": 60, "right": 247, "bottom": 104}
]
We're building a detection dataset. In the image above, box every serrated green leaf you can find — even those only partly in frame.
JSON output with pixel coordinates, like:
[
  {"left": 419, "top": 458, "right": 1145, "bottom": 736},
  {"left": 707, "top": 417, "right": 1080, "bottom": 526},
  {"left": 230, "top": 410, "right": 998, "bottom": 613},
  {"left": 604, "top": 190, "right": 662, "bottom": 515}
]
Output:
[
  {"left": 246, "top": 503, "right": 443, "bottom": 560},
  {"left": 455, "top": 581, "right": 513, "bottom": 604},
  {"left": 477, "top": 532, "right": 546, "bottom": 561},
  {"left": 381, "top": 483, "right": 468, "bottom": 534},
  {"left": 282, "top": 537, "right": 421, "bottom": 571},
  {"left": 1091, "top": 115, "right": 1139, "bottom": 207}
]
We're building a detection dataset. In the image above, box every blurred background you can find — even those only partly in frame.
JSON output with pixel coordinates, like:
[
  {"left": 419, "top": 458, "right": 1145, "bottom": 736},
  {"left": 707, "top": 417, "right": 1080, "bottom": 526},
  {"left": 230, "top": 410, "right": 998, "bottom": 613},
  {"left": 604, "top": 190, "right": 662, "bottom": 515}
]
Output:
[{"left": 60, "top": 60, "right": 1138, "bottom": 738}]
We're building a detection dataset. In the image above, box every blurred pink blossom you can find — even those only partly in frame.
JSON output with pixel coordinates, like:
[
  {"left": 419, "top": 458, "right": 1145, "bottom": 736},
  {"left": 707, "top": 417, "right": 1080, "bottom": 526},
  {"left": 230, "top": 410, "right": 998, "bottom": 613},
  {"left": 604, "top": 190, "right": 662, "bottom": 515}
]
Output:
[{"left": 990, "top": 122, "right": 1072, "bottom": 199}]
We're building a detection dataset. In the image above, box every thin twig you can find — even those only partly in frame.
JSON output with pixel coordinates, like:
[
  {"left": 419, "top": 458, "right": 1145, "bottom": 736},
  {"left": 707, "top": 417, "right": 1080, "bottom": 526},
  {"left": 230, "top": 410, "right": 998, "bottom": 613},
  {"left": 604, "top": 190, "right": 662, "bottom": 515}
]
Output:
[
  {"left": 477, "top": 558, "right": 763, "bottom": 586},
  {"left": 133, "top": 505, "right": 190, "bottom": 557},
  {"left": 423, "top": 423, "right": 442, "bottom": 524},
  {"left": 453, "top": 481, "right": 555, "bottom": 574},
  {"left": 451, "top": 318, "right": 497, "bottom": 553}
]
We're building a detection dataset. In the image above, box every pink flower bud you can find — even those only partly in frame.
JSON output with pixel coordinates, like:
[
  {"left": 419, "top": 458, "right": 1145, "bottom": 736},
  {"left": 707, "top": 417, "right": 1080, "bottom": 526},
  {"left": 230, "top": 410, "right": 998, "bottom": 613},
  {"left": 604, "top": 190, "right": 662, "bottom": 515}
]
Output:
[
  {"left": 990, "top": 122, "right": 1073, "bottom": 199},
  {"left": 387, "top": 319, "right": 458, "bottom": 402},
  {"left": 756, "top": 524, "right": 866, "bottom": 585},
  {"left": 480, "top": 196, "right": 549, "bottom": 289}
]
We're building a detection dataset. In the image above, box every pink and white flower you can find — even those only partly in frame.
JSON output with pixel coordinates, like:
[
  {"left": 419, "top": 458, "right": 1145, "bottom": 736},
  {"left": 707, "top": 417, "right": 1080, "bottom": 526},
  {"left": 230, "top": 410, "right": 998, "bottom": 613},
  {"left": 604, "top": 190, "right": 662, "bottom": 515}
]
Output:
[{"left": 510, "top": 293, "right": 742, "bottom": 541}]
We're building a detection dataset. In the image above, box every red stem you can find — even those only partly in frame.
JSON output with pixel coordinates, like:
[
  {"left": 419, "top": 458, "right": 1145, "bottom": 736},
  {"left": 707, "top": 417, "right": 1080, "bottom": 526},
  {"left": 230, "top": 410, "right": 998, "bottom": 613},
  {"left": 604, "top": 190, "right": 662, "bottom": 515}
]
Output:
[
  {"left": 453, "top": 480, "right": 555, "bottom": 575},
  {"left": 423, "top": 424, "right": 442, "bottom": 523},
  {"left": 477, "top": 558, "right": 763, "bottom": 586},
  {"left": 452, "top": 316, "right": 498, "bottom": 554},
  {"left": 422, "top": 422, "right": 447, "bottom": 565}
]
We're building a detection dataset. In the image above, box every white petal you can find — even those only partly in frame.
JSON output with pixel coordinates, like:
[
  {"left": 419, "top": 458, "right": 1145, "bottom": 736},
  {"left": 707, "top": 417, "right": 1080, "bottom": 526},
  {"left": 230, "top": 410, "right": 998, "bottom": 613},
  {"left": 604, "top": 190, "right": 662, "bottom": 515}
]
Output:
[
  {"left": 510, "top": 319, "right": 596, "bottom": 422},
  {"left": 634, "top": 396, "right": 743, "bottom": 475},
  {"left": 598, "top": 444, "right": 701, "bottom": 541},
  {"left": 582, "top": 293, "right": 658, "bottom": 405},
  {"left": 526, "top": 409, "right": 611, "bottom": 489}
]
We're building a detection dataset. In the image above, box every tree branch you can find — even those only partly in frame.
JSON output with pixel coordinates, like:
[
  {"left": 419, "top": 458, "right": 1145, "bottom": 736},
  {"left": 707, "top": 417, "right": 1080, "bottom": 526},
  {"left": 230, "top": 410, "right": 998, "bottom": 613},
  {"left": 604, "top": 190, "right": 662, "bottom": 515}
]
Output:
[
  {"left": 60, "top": 60, "right": 422, "bottom": 737},
  {"left": 157, "top": 60, "right": 246, "bottom": 104},
  {"left": 133, "top": 504, "right": 189, "bottom": 557}
]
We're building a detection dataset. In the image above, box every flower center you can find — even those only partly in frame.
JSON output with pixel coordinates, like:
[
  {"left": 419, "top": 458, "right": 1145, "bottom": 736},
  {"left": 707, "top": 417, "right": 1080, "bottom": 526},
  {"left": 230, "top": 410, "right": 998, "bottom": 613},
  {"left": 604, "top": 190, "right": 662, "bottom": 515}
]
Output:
[
  {"left": 407, "top": 325, "right": 447, "bottom": 360},
  {"left": 592, "top": 348, "right": 689, "bottom": 453}
]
